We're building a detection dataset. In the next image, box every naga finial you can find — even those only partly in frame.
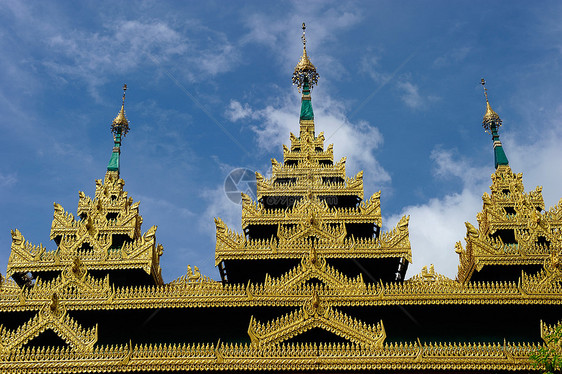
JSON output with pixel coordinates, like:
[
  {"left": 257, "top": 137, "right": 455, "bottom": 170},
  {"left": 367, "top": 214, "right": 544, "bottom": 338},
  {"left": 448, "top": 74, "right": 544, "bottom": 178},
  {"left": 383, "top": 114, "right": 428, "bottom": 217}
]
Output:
[{"left": 292, "top": 22, "right": 319, "bottom": 92}]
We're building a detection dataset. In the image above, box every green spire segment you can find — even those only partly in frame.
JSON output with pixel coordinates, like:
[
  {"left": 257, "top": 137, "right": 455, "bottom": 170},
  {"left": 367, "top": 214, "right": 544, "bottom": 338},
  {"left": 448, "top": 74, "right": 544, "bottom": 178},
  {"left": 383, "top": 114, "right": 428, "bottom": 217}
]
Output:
[
  {"left": 300, "top": 80, "right": 314, "bottom": 121},
  {"left": 107, "top": 134, "right": 121, "bottom": 172},
  {"left": 480, "top": 79, "right": 508, "bottom": 170},
  {"left": 491, "top": 124, "right": 509, "bottom": 169},
  {"left": 107, "top": 84, "right": 129, "bottom": 175}
]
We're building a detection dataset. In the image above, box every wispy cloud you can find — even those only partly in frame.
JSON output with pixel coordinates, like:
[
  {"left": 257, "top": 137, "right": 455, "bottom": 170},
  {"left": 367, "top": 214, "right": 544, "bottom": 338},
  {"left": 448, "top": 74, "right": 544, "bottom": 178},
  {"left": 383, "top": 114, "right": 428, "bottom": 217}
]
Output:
[
  {"left": 3, "top": 4, "right": 240, "bottom": 98},
  {"left": 360, "top": 54, "right": 390, "bottom": 85},
  {"left": 433, "top": 46, "right": 471, "bottom": 68},
  {"left": 396, "top": 80, "right": 439, "bottom": 110},
  {"left": 0, "top": 172, "right": 17, "bottom": 188}
]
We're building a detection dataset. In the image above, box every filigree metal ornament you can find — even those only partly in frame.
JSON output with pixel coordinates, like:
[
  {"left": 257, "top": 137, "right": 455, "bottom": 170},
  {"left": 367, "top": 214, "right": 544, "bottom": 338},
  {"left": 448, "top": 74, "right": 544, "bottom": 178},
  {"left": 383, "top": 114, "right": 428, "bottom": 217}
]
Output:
[
  {"left": 111, "top": 84, "right": 130, "bottom": 138},
  {"left": 481, "top": 78, "right": 502, "bottom": 132},
  {"left": 292, "top": 23, "right": 319, "bottom": 91}
]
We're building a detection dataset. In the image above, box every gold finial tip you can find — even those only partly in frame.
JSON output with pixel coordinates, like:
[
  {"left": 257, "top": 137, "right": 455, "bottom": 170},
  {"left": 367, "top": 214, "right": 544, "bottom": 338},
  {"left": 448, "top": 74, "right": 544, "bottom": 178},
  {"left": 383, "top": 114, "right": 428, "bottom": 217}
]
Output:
[
  {"left": 112, "top": 84, "right": 130, "bottom": 136},
  {"left": 293, "top": 23, "right": 319, "bottom": 91},
  {"left": 481, "top": 78, "right": 501, "bottom": 130},
  {"left": 121, "top": 84, "right": 127, "bottom": 105}
]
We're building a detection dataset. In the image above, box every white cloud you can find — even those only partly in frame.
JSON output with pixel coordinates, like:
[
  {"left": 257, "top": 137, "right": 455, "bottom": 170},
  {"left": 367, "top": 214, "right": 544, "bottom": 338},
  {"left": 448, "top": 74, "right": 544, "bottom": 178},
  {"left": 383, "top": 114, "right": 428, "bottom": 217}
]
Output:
[
  {"left": 386, "top": 148, "right": 489, "bottom": 279},
  {"left": 226, "top": 100, "right": 255, "bottom": 122}
]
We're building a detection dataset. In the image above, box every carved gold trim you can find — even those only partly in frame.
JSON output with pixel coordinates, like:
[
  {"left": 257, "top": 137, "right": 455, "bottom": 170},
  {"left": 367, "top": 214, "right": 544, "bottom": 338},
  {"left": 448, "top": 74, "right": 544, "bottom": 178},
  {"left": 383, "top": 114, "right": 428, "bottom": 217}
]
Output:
[
  {"left": 242, "top": 192, "right": 382, "bottom": 229},
  {"left": 248, "top": 292, "right": 385, "bottom": 348},
  {"left": 215, "top": 215, "right": 411, "bottom": 265},
  {"left": 0, "top": 293, "right": 97, "bottom": 353},
  {"left": 0, "top": 340, "right": 537, "bottom": 373}
]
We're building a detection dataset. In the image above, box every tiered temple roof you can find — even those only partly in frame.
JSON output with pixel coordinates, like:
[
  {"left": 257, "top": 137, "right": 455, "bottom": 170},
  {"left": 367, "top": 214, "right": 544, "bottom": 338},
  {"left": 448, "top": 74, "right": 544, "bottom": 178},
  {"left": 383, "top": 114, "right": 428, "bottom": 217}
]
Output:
[
  {"left": 0, "top": 25, "right": 561, "bottom": 373},
  {"left": 455, "top": 81, "right": 562, "bottom": 284}
]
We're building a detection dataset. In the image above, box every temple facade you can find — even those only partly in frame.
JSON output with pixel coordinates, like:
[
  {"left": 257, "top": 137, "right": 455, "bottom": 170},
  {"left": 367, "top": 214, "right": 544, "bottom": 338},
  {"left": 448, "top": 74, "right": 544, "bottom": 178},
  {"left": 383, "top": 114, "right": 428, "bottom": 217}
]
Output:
[{"left": 0, "top": 26, "right": 561, "bottom": 373}]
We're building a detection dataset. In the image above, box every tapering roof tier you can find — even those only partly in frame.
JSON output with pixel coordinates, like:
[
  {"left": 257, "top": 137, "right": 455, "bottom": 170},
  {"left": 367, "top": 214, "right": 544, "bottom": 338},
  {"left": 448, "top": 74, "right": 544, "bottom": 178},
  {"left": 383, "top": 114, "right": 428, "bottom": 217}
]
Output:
[
  {"left": 456, "top": 165, "right": 562, "bottom": 283},
  {"left": 7, "top": 88, "right": 163, "bottom": 287},
  {"left": 270, "top": 154, "right": 347, "bottom": 180},
  {"left": 242, "top": 192, "right": 382, "bottom": 229},
  {"left": 216, "top": 214, "right": 410, "bottom": 264},
  {"left": 8, "top": 162, "right": 163, "bottom": 287}
]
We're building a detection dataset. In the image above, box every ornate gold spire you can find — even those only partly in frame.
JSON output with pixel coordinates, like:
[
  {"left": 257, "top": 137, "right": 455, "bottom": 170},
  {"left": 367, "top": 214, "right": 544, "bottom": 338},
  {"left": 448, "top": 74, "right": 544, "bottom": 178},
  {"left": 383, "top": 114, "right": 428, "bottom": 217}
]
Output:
[
  {"left": 107, "top": 84, "right": 130, "bottom": 174},
  {"left": 111, "top": 84, "right": 130, "bottom": 137},
  {"left": 292, "top": 23, "right": 319, "bottom": 91},
  {"left": 480, "top": 79, "right": 508, "bottom": 169},
  {"left": 481, "top": 78, "right": 502, "bottom": 132}
]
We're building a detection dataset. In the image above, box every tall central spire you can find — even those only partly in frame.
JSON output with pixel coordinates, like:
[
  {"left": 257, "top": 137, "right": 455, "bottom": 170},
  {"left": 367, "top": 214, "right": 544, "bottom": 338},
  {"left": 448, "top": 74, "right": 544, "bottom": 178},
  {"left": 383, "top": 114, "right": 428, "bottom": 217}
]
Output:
[
  {"left": 293, "top": 23, "right": 319, "bottom": 138},
  {"left": 107, "top": 84, "right": 130, "bottom": 176},
  {"left": 481, "top": 78, "right": 508, "bottom": 169}
]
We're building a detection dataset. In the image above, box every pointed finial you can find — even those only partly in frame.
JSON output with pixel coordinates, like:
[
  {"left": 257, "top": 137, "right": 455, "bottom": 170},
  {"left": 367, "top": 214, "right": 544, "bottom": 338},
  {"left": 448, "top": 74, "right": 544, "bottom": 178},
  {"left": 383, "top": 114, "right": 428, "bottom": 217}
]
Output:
[
  {"left": 481, "top": 78, "right": 501, "bottom": 133},
  {"left": 107, "top": 85, "right": 130, "bottom": 173},
  {"left": 292, "top": 22, "right": 319, "bottom": 92},
  {"left": 480, "top": 79, "right": 508, "bottom": 168},
  {"left": 112, "top": 84, "right": 130, "bottom": 137}
]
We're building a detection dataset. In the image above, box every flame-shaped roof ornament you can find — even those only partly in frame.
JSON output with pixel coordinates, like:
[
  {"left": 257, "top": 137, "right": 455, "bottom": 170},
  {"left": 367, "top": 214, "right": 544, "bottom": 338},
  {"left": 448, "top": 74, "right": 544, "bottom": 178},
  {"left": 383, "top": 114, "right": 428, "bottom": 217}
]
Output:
[{"left": 292, "top": 23, "right": 319, "bottom": 92}]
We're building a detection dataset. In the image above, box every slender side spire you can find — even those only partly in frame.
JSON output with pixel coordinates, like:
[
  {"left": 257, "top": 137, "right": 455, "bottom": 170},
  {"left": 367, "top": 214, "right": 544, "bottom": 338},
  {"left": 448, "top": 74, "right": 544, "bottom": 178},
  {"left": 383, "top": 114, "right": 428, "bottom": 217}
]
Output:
[
  {"left": 481, "top": 79, "right": 508, "bottom": 169},
  {"left": 107, "top": 84, "right": 130, "bottom": 176},
  {"left": 293, "top": 23, "right": 319, "bottom": 137}
]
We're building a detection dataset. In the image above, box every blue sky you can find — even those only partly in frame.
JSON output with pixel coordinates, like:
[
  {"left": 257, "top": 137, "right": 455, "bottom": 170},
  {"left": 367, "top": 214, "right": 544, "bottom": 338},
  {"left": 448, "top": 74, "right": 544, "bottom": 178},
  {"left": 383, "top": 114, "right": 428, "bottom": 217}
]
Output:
[{"left": 1, "top": 0, "right": 561, "bottom": 282}]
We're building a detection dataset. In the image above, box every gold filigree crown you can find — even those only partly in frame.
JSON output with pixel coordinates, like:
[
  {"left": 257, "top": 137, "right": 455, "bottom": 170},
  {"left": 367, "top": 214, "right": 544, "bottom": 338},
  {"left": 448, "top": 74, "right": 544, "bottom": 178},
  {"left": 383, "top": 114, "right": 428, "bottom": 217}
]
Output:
[{"left": 292, "top": 23, "right": 319, "bottom": 91}]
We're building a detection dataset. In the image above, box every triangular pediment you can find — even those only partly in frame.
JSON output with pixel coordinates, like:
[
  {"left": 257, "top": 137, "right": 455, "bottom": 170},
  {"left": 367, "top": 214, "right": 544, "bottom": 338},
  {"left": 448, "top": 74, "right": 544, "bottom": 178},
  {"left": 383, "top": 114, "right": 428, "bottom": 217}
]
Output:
[
  {"left": 262, "top": 253, "right": 365, "bottom": 291},
  {"left": 23, "top": 329, "right": 69, "bottom": 348},
  {"left": 0, "top": 294, "right": 97, "bottom": 354},
  {"left": 247, "top": 293, "right": 385, "bottom": 348}
]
